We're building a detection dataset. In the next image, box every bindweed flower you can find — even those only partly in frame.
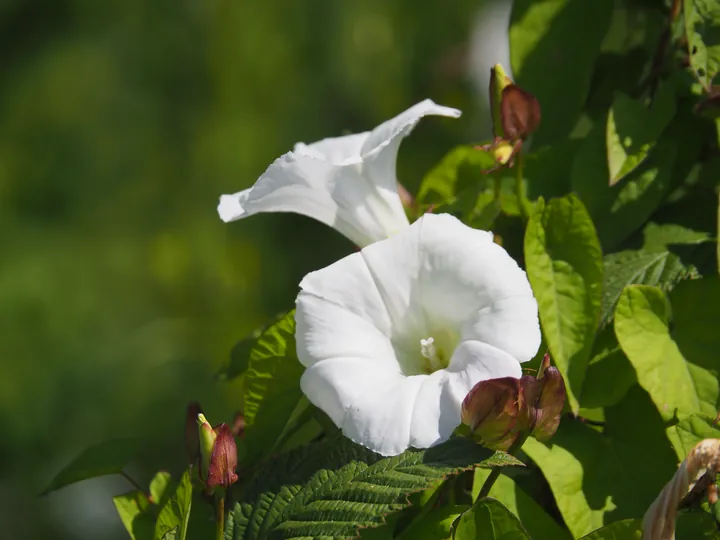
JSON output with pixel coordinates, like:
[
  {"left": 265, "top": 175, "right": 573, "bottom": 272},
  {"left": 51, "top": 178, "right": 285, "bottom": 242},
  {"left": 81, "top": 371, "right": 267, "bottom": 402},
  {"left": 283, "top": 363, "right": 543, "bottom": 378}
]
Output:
[
  {"left": 461, "top": 353, "right": 566, "bottom": 450},
  {"left": 295, "top": 213, "right": 541, "bottom": 456},
  {"left": 218, "top": 100, "right": 461, "bottom": 248}
]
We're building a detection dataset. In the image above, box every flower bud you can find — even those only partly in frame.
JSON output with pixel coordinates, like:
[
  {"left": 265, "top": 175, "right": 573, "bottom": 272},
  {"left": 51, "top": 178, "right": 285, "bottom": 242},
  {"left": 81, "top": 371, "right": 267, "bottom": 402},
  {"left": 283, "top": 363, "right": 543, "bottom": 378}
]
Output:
[
  {"left": 461, "top": 377, "right": 524, "bottom": 451},
  {"left": 462, "top": 356, "right": 566, "bottom": 449},
  {"left": 531, "top": 366, "right": 566, "bottom": 441},
  {"left": 206, "top": 424, "right": 239, "bottom": 490},
  {"left": 197, "top": 413, "right": 217, "bottom": 480}
]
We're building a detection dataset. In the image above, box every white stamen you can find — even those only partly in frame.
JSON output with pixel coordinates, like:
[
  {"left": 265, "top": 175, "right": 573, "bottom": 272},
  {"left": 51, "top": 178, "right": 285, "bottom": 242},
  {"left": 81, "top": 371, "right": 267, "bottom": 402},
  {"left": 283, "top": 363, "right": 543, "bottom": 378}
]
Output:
[{"left": 420, "top": 337, "right": 441, "bottom": 371}]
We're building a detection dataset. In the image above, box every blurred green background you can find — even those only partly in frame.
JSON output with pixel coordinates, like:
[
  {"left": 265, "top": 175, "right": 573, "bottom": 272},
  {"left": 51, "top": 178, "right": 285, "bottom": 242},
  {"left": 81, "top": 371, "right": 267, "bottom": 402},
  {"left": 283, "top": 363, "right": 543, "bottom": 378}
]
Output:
[{"left": 1, "top": 0, "right": 497, "bottom": 537}]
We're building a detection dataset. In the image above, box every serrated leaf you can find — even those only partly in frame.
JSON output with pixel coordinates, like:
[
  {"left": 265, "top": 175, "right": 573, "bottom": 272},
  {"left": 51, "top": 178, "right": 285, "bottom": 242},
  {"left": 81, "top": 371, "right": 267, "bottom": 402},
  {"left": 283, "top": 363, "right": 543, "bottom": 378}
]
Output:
[
  {"left": 454, "top": 498, "right": 531, "bottom": 540},
  {"left": 684, "top": 0, "right": 720, "bottom": 87},
  {"left": 606, "top": 85, "right": 676, "bottom": 186},
  {"left": 242, "top": 310, "right": 306, "bottom": 464},
  {"left": 524, "top": 386, "right": 677, "bottom": 537},
  {"left": 114, "top": 490, "right": 154, "bottom": 540},
  {"left": 472, "top": 470, "right": 571, "bottom": 540},
  {"left": 226, "top": 436, "right": 522, "bottom": 540},
  {"left": 524, "top": 194, "right": 603, "bottom": 412},
  {"left": 509, "top": 0, "right": 612, "bottom": 145},
  {"left": 666, "top": 414, "right": 720, "bottom": 462},
  {"left": 155, "top": 469, "right": 192, "bottom": 540},
  {"left": 615, "top": 285, "right": 713, "bottom": 420},
  {"left": 41, "top": 438, "right": 143, "bottom": 495}
]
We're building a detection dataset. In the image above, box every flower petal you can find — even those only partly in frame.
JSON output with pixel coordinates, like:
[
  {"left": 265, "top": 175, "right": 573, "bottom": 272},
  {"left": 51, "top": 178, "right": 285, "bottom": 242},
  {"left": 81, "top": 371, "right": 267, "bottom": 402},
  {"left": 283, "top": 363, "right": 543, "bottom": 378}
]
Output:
[
  {"left": 295, "top": 132, "right": 368, "bottom": 165},
  {"left": 300, "top": 357, "right": 405, "bottom": 435},
  {"left": 361, "top": 99, "right": 462, "bottom": 193},
  {"left": 409, "top": 341, "right": 522, "bottom": 449}
]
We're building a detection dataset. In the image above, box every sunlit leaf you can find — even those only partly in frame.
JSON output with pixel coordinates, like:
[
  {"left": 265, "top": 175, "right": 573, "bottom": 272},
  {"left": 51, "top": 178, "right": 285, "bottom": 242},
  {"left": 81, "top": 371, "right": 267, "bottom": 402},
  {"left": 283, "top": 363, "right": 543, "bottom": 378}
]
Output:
[
  {"left": 155, "top": 469, "right": 192, "bottom": 540},
  {"left": 524, "top": 194, "right": 603, "bottom": 412},
  {"left": 580, "top": 325, "right": 636, "bottom": 409},
  {"left": 666, "top": 414, "right": 720, "bottom": 462},
  {"left": 454, "top": 498, "right": 531, "bottom": 540},
  {"left": 684, "top": 0, "right": 720, "bottom": 87},
  {"left": 114, "top": 490, "right": 154, "bottom": 540}
]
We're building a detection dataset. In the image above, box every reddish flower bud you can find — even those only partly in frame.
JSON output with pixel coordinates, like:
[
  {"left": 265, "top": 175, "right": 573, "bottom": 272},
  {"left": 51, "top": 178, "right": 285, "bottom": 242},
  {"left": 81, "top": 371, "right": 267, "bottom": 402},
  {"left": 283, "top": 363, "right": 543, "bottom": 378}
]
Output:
[
  {"left": 206, "top": 424, "right": 239, "bottom": 490},
  {"left": 461, "top": 377, "right": 524, "bottom": 451},
  {"left": 532, "top": 366, "right": 566, "bottom": 441}
]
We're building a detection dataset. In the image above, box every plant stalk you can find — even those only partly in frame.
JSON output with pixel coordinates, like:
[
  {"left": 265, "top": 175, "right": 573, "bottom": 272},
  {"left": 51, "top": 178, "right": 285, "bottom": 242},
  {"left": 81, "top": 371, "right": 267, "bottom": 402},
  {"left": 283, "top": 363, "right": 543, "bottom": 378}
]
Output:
[
  {"left": 216, "top": 492, "right": 225, "bottom": 540},
  {"left": 477, "top": 435, "right": 527, "bottom": 500}
]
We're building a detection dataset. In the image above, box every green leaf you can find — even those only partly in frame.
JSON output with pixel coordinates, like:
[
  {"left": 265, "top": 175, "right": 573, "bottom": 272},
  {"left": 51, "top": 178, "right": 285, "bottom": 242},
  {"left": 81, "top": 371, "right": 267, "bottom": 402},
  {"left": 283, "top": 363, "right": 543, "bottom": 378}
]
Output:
[
  {"left": 242, "top": 310, "right": 306, "bottom": 463},
  {"left": 155, "top": 469, "right": 192, "bottom": 540},
  {"left": 114, "top": 490, "right": 154, "bottom": 540},
  {"left": 454, "top": 498, "right": 531, "bottom": 540},
  {"left": 684, "top": 0, "right": 720, "bottom": 88},
  {"left": 577, "top": 519, "right": 642, "bottom": 540},
  {"left": 41, "top": 438, "right": 143, "bottom": 495},
  {"left": 396, "top": 504, "right": 467, "bottom": 540},
  {"left": 641, "top": 223, "right": 712, "bottom": 252},
  {"left": 472, "top": 470, "right": 571, "bottom": 540},
  {"left": 225, "top": 436, "right": 522, "bottom": 540},
  {"left": 580, "top": 325, "right": 636, "bottom": 409},
  {"left": 149, "top": 471, "right": 173, "bottom": 507},
  {"left": 667, "top": 414, "right": 720, "bottom": 461},
  {"left": 615, "top": 285, "right": 712, "bottom": 420},
  {"left": 524, "top": 194, "right": 603, "bottom": 412},
  {"left": 510, "top": 0, "right": 612, "bottom": 145},
  {"left": 523, "top": 386, "right": 677, "bottom": 537},
  {"left": 606, "top": 84, "right": 676, "bottom": 186}
]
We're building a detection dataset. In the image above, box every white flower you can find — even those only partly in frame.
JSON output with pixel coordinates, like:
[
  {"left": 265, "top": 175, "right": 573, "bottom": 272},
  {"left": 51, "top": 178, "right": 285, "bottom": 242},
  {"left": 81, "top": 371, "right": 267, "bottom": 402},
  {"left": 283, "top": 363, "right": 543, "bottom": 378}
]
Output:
[
  {"left": 295, "top": 213, "right": 541, "bottom": 456},
  {"left": 217, "top": 100, "right": 461, "bottom": 247}
]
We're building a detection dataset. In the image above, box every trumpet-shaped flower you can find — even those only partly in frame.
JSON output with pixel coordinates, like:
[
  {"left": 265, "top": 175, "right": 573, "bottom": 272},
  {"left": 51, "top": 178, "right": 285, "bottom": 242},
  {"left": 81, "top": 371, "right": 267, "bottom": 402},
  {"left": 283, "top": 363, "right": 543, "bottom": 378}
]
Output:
[
  {"left": 295, "top": 213, "right": 541, "bottom": 456},
  {"left": 218, "top": 100, "right": 461, "bottom": 247}
]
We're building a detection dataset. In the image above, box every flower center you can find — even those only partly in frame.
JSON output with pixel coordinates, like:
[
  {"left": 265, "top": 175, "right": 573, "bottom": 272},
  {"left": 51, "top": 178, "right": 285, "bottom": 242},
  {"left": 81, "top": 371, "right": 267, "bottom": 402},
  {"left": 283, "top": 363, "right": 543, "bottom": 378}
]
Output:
[{"left": 419, "top": 336, "right": 450, "bottom": 374}]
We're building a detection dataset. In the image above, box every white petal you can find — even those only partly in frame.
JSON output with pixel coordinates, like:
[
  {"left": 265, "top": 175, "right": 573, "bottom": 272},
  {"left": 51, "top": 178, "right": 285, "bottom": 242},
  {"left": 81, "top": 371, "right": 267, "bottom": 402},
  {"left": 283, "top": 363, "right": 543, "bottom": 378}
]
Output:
[
  {"left": 296, "top": 132, "right": 369, "bottom": 165},
  {"left": 362, "top": 99, "right": 462, "bottom": 193},
  {"left": 409, "top": 341, "right": 522, "bottom": 449},
  {"left": 217, "top": 152, "right": 395, "bottom": 247},
  {"left": 300, "top": 357, "right": 403, "bottom": 428}
]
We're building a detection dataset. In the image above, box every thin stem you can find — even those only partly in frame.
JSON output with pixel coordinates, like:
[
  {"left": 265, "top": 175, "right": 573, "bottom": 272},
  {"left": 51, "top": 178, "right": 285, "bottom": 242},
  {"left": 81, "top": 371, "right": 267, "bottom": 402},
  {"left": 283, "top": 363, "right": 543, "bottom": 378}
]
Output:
[
  {"left": 216, "top": 493, "right": 225, "bottom": 540},
  {"left": 477, "top": 435, "right": 527, "bottom": 500},
  {"left": 515, "top": 152, "right": 531, "bottom": 221},
  {"left": 493, "top": 174, "right": 502, "bottom": 202},
  {"left": 120, "top": 471, "right": 148, "bottom": 498}
]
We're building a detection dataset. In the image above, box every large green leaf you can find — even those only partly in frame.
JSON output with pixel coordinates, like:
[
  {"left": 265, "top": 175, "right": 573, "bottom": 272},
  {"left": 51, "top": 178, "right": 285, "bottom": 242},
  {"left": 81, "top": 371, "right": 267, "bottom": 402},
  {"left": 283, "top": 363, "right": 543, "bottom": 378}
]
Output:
[
  {"left": 155, "top": 469, "right": 192, "bottom": 540},
  {"left": 395, "top": 504, "right": 467, "bottom": 540},
  {"left": 225, "top": 436, "right": 522, "bottom": 540},
  {"left": 615, "top": 285, "right": 714, "bottom": 420},
  {"left": 606, "top": 84, "right": 676, "bottom": 186},
  {"left": 523, "top": 386, "right": 677, "bottom": 537},
  {"left": 41, "top": 438, "right": 143, "bottom": 495},
  {"left": 472, "top": 469, "right": 571, "bottom": 540},
  {"left": 454, "top": 498, "right": 531, "bottom": 540},
  {"left": 524, "top": 194, "right": 603, "bottom": 412},
  {"left": 509, "top": 0, "right": 612, "bottom": 145},
  {"left": 242, "top": 310, "right": 307, "bottom": 463},
  {"left": 114, "top": 490, "right": 154, "bottom": 540},
  {"left": 684, "top": 0, "right": 720, "bottom": 88}
]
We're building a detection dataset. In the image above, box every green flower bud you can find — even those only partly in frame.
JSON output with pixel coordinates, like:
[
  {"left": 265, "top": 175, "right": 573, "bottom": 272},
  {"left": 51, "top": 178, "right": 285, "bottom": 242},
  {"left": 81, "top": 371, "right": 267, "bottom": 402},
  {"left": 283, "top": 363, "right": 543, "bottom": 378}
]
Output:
[{"left": 197, "top": 413, "right": 217, "bottom": 480}]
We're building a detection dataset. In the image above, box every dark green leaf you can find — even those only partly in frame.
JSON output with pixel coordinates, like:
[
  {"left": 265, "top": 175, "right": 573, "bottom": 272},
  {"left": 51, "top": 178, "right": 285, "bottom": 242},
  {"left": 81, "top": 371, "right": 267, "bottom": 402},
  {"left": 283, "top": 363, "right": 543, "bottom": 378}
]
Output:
[
  {"left": 114, "top": 490, "right": 154, "bottom": 540},
  {"left": 472, "top": 469, "right": 571, "bottom": 540},
  {"left": 524, "top": 194, "right": 604, "bottom": 412},
  {"left": 41, "top": 438, "right": 143, "bottom": 495},
  {"left": 225, "top": 436, "right": 522, "bottom": 540},
  {"left": 580, "top": 325, "right": 636, "bottom": 409},
  {"left": 454, "top": 498, "right": 531, "bottom": 540},
  {"left": 396, "top": 504, "right": 467, "bottom": 540},
  {"left": 577, "top": 519, "right": 642, "bottom": 539},
  {"left": 524, "top": 386, "right": 677, "bottom": 537},
  {"left": 510, "top": 0, "right": 612, "bottom": 145}
]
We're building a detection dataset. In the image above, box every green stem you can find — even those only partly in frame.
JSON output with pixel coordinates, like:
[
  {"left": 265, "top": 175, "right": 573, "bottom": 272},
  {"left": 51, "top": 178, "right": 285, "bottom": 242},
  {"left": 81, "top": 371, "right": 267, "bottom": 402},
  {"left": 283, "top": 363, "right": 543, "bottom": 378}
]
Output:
[
  {"left": 216, "top": 493, "right": 225, "bottom": 540},
  {"left": 477, "top": 435, "right": 527, "bottom": 500},
  {"left": 515, "top": 152, "right": 531, "bottom": 221}
]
